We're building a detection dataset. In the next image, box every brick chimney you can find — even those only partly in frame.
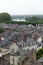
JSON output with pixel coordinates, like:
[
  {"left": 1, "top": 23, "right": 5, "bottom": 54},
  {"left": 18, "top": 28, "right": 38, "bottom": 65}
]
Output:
[
  {"left": 29, "top": 49, "right": 36, "bottom": 62},
  {"left": 23, "top": 32, "right": 27, "bottom": 42},
  {"left": 14, "top": 37, "right": 19, "bottom": 44}
]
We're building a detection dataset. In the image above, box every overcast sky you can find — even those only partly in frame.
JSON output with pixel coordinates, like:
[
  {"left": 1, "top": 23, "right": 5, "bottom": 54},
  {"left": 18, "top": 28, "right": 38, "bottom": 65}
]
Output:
[{"left": 0, "top": 0, "right": 43, "bottom": 15}]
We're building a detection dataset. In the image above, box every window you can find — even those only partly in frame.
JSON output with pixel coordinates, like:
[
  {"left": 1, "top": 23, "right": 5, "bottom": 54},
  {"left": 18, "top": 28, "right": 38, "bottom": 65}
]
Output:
[
  {"left": 39, "top": 44, "right": 41, "bottom": 46},
  {"left": 37, "top": 44, "right": 41, "bottom": 48},
  {"left": 19, "top": 45, "right": 22, "bottom": 48},
  {"left": 18, "top": 63, "right": 20, "bottom": 65}
]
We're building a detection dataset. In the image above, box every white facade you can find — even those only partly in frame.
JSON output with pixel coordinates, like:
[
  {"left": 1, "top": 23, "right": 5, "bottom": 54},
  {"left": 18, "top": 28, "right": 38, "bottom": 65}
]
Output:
[
  {"left": 10, "top": 43, "right": 20, "bottom": 65},
  {"left": 23, "top": 44, "right": 42, "bottom": 51},
  {"left": 10, "top": 43, "right": 19, "bottom": 53},
  {"left": 10, "top": 55, "right": 20, "bottom": 65},
  {"left": 18, "top": 41, "right": 42, "bottom": 51}
]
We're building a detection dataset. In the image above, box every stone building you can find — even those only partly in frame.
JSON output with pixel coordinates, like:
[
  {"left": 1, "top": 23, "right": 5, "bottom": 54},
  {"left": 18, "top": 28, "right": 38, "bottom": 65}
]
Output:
[{"left": 0, "top": 48, "right": 10, "bottom": 65}]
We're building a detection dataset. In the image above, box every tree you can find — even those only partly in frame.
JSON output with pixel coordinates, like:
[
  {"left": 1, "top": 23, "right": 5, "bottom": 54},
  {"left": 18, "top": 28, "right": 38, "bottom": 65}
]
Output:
[
  {"left": 0, "top": 28, "right": 5, "bottom": 33},
  {"left": 36, "top": 48, "right": 43, "bottom": 60},
  {"left": 0, "top": 12, "right": 12, "bottom": 23},
  {"left": 30, "top": 16, "right": 38, "bottom": 21}
]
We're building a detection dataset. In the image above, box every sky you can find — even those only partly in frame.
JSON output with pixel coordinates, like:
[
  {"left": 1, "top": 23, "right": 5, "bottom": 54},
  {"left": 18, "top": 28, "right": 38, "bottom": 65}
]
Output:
[{"left": 0, "top": 0, "right": 43, "bottom": 15}]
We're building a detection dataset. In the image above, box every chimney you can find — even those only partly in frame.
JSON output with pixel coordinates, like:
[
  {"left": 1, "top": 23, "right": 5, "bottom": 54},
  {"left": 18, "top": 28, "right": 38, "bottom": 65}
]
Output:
[
  {"left": 30, "top": 49, "right": 36, "bottom": 62},
  {"left": 14, "top": 40, "right": 17, "bottom": 44},
  {"left": 14, "top": 37, "right": 19, "bottom": 44},
  {"left": 23, "top": 32, "right": 27, "bottom": 42}
]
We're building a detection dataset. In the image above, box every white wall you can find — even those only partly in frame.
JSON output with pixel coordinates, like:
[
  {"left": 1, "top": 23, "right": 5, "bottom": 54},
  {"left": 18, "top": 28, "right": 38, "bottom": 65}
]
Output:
[
  {"left": 10, "top": 56, "right": 20, "bottom": 65},
  {"left": 10, "top": 43, "right": 19, "bottom": 53}
]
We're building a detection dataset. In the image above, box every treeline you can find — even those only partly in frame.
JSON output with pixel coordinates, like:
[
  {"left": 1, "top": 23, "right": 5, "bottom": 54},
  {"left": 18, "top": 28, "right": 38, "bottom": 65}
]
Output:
[
  {"left": 25, "top": 16, "right": 43, "bottom": 24},
  {"left": 0, "top": 12, "right": 43, "bottom": 25},
  {"left": 11, "top": 16, "right": 43, "bottom": 25}
]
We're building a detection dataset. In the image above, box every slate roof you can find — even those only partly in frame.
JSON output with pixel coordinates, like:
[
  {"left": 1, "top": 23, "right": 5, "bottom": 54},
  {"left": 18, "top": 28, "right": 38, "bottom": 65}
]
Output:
[{"left": 0, "top": 38, "right": 14, "bottom": 49}]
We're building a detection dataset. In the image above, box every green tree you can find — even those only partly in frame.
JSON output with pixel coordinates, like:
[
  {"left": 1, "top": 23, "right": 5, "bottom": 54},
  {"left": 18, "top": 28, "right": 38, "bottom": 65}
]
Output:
[
  {"left": 36, "top": 48, "right": 43, "bottom": 60},
  {"left": 0, "top": 28, "right": 5, "bottom": 33},
  {"left": 0, "top": 12, "right": 12, "bottom": 23}
]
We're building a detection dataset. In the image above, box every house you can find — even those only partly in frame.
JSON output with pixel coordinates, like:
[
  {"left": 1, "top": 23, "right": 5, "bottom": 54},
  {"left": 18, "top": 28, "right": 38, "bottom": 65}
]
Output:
[
  {"left": 10, "top": 51, "right": 20, "bottom": 65},
  {"left": 10, "top": 43, "right": 20, "bottom": 65},
  {"left": 18, "top": 49, "right": 36, "bottom": 65},
  {"left": 0, "top": 48, "right": 10, "bottom": 65}
]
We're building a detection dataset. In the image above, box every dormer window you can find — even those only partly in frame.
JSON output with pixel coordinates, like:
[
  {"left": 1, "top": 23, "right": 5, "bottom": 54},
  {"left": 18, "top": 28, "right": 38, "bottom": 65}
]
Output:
[
  {"left": 19, "top": 45, "right": 22, "bottom": 48},
  {"left": 37, "top": 44, "right": 41, "bottom": 48},
  {"left": 39, "top": 44, "right": 41, "bottom": 46}
]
